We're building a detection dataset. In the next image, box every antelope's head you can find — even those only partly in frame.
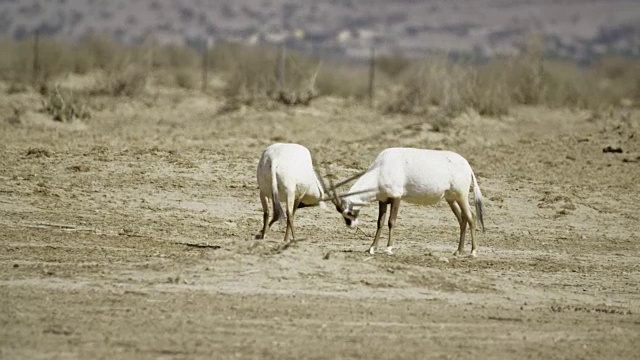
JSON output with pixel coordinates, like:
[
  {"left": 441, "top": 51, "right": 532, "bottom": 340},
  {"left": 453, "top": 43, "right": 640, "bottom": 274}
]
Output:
[
  {"left": 336, "top": 198, "right": 361, "bottom": 228},
  {"left": 316, "top": 166, "right": 369, "bottom": 229}
]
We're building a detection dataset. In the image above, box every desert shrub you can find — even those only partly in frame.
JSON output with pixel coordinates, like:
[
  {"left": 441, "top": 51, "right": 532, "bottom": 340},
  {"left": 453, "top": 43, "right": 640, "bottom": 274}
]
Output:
[
  {"left": 383, "top": 54, "right": 514, "bottom": 117},
  {"left": 593, "top": 56, "right": 640, "bottom": 81},
  {"left": 281, "top": 50, "right": 322, "bottom": 92},
  {"left": 40, "top": 84, "right": 91, "bottom": 122},
  {"left": 315, "top": 61, "right": 370, "bottom": 99},
  {"left": 503, "top": 39, "right": 546, "bottom": 106},
  {"left": 214, "top": 42, "right": 386, "bottom": 104},
  {"left": 173, "top": 67, "right": 199, "bottom": 89},
  {"left": 377, "top": 54, "right": 412, "bottom": 77},
  {"left": 382, "top": 41, "right": 640, "bottom": 118},
  {"left": 209, "top": 41, "right": 252, "bottom": 73},
  {"left": 0, "top": 35, "right": 137, "bottom": 83},
  {"left": 500, "top": 38, "right": 612, "bottom": 110},
  {"left": 152, "top": 43, "right": 200, "bottom": 69},
  {"left": 537, "top": 61, "right": 632, "bottom": 111},
  {"left": 6, "top": 82, "right": 29, "bottom": 94},
  {"left": 91, "top": 66, "right": 148, "bottom": 97},
  {"left": 0, "top": 38, "right": 31, "bottom": 82},
  {"left": 467, "top": 60, "right": 512, "bottom": 116},
  {"left": 428, "top": 111, "right": 454, "bottom": 133},
  {"left": 592, "top": 56, "right": 640, "bottom": 106},
  {"left": 32, "top": 38, "right": 75, "bottom": 82},
  {"left": 219, "top": 44, "right": 279, "bottom": 101},
  {"left": 380, "top": 61, "right": 432, "bottom": 114},
  {"left": 107, "top": 67, "right": 148, "bottom": 97},
  {"left": 382, "top": 57, "right": 473, "bottom": 116},
  {"left": 0, "top": 37, "right": 75, "bottom": 83},
  {"left": 73, "top": 34, "right": 127, "bottom": 72},
  {"left": 503, "top": 38, "right": 639, "bottom": 110},
  {"left": 538, "top": 61, "right": 592, "bottom": 108},
  {"left": 214, "top": 42, "right": 324, "bottom": 104}
]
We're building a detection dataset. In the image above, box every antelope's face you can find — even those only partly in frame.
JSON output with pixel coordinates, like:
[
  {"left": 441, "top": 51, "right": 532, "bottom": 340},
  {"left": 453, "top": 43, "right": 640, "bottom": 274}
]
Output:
[{"left": 337, "top": 199, "right": 360, "bottom": 228}]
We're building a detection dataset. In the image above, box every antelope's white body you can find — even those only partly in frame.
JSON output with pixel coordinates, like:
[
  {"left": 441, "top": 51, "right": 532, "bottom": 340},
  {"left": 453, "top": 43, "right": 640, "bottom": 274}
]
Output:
[
  {"left": 348, "top": 148, "right": 477, "bottom": 205},
  {"left": 339, "top": 147, "right": 484, "bottom": 256},
  {"left": 256, "top": 143, "right": 325, "bottom": 242}
]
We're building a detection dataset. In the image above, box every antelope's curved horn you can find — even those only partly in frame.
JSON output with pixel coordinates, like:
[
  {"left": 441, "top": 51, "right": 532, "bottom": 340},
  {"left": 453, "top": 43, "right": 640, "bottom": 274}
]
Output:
[
  {"left": 322, "top": 188, "right": 376, "bottom": 203},
  {"left": 325, "top": 166, "right": 340, "bottom": 207},
  {"left": 327, "top": 170, "right": 366, "bottom": 191},
  {"left": 313, "top": 158, "right": 340, "bottom": 208}
]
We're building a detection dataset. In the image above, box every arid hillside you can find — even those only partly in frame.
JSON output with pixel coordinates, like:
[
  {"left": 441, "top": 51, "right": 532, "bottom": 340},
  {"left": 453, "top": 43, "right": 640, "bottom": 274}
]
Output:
[{"left": 1, "top": 0, "right": 639, "bottom": 61}]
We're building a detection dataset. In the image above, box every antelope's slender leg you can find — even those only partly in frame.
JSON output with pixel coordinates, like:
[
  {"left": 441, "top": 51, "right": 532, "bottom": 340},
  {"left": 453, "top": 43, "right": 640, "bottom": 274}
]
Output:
[
  {"left": 368, "top": 201, "right": 388, "bottom": 254},
  {"left": 292, "top": 192, "right": 305, "bottom": 216},
  {"left": 384, "top": 198, "right": 401, "bottom": 255},
  {"left": 447, "top": 199, "right": 463, "bottom": 225},
  {"left": 284, "top": 195, "right": 298, "bottom": 243},
  {"left": 287, "top": 191, "right": 308, "bottom": 242},
  {"left": 257, "top": 193, "right": 270, "bottom": 239},
  {"left": 457, "top": 198, "right": 477, "bottom": 257},
  {"left": 448, "top": 200, "right": 466, "bottom": 255},
  {"left": 268, "top": 200, "right": 281, "bottom": 228}
]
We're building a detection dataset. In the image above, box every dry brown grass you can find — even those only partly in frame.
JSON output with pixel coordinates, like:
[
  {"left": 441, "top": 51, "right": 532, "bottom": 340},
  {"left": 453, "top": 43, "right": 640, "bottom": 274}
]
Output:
[
  {"left": 39, "top": 83, "right": 91, "bottom": 122},
  {"left": 151, "top": 43, "right": 200, "bottom": 69},
  {"left": 211, "top": 42, "right": 369, "bottom": 106},
  {"left": 73, "top": 35, "right": 133, "bottom": 73},
  {"left": 381, "top": 57, "right": 495, "bottom": 117},
  {"left": 213, "top": 43, "right": 280, "bottom": 102},
  {"left": 0, "top": 35, "right": 143, "bottom": 98},
  {"left": 0, "top": 35, "right": 637, "bottom": 115},
  {"left": 173, "top": 68, "right": 199, "bottom": 90},
  {"left": 377, "top": 54, "right": 412, "bottom": 78},
  {"left": 382, "top": 43, "right": 639, "bottom": 119},
  {"left": 92, "top": 67, "right": 149, "bottom": 97},
  {"left": 211, "top": 42, "right": 329, "bottom": 103},
  {"left": 0, "top": 37, "right": 71, "bottom": 83},
  {"left": 316, "top": 61, "right": 373, "bottom": 99}
]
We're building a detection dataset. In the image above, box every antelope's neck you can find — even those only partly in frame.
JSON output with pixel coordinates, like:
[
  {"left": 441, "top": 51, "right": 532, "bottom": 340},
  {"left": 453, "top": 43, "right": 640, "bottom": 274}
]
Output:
[{"left": 348, "top": 170, "right": 379, "bottom": 204}]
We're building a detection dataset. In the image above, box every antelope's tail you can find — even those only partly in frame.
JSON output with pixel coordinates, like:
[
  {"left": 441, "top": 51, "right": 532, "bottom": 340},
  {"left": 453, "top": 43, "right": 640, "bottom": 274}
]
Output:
[
  {"left": 471, "top": 170, "right": 485, "bottom": 231},
  {"left": 270, "top": 162, "right": 285, "bottom": 225}
]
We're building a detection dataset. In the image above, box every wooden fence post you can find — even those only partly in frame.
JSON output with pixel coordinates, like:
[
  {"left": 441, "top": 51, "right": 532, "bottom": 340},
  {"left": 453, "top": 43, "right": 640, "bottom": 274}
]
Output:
[
  {"left": 32, "top": 29, "right": 40, "bottom": 84},
  {"left": 368, "top": 46, "right": 375, "bottom": 108},
  {"left": 279, "top": 42, "right": 286, "bottom": 89},
  {"left": 201, "top": 38, "right": 210, "bottom": 92},
  {"left": 146, "top": 34, "right": 154, "bottom": 73}
]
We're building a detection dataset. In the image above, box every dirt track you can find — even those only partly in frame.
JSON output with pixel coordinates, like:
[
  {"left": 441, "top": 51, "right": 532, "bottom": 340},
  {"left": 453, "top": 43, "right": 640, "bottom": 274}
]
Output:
[{"left": 1, "top": 89, "right": 639, "bottom": 359}]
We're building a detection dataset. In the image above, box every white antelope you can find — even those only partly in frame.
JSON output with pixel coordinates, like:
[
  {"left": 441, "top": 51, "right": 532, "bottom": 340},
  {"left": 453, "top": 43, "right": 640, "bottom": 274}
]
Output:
[
  {"left": 328, "top": 147, "right": 485, "bottom": 256},
  {"left": 256, "top": 143, "right": 365, "bottom": 243},
  {"left": 256, "top": 143, "right": 325, "bottom": 242}
]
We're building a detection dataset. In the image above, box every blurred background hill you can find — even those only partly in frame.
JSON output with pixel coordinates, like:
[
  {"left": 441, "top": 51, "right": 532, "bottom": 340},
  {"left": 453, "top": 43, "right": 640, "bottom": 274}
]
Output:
[{"left": 1, "top": 0, "right": 639, "bottom": 62}]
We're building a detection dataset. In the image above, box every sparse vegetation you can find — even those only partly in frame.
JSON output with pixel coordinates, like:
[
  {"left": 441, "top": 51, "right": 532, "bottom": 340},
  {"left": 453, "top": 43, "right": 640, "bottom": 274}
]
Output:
[
  {"left": 213, "top": 43, "right": 280, "bottom": 103},
  {"left": 73, "top": 35, "right": 130, "bottom": 73},
  {"left": 152, "top": 43, "right": 200, "bottom": 69},
  {"left": 0, "top": 35, "right": 638, "bottom": 121},
  {"left": 90, "top": 67, "right": 149, "bottom": 97},
  {"left": 382, "top": 41, "right": 640, "bottom": 118},
  {"left": 316, "top": 61, "right": 373, "bottom": 99},
  {"left": 211, "top": 42, "right": 330, "bottom": 106},
  {"left": 40, "top": 83, "right": 91, "bottom": 122},
  {"left": 173, "top": 68, "right": 199, "bottom": 89}
]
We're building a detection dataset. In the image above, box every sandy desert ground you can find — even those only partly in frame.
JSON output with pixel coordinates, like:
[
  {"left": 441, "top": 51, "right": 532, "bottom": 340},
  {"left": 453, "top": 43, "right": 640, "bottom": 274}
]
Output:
[{"left": 1, "top": 83, "right": 639, "bottom": 359}]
